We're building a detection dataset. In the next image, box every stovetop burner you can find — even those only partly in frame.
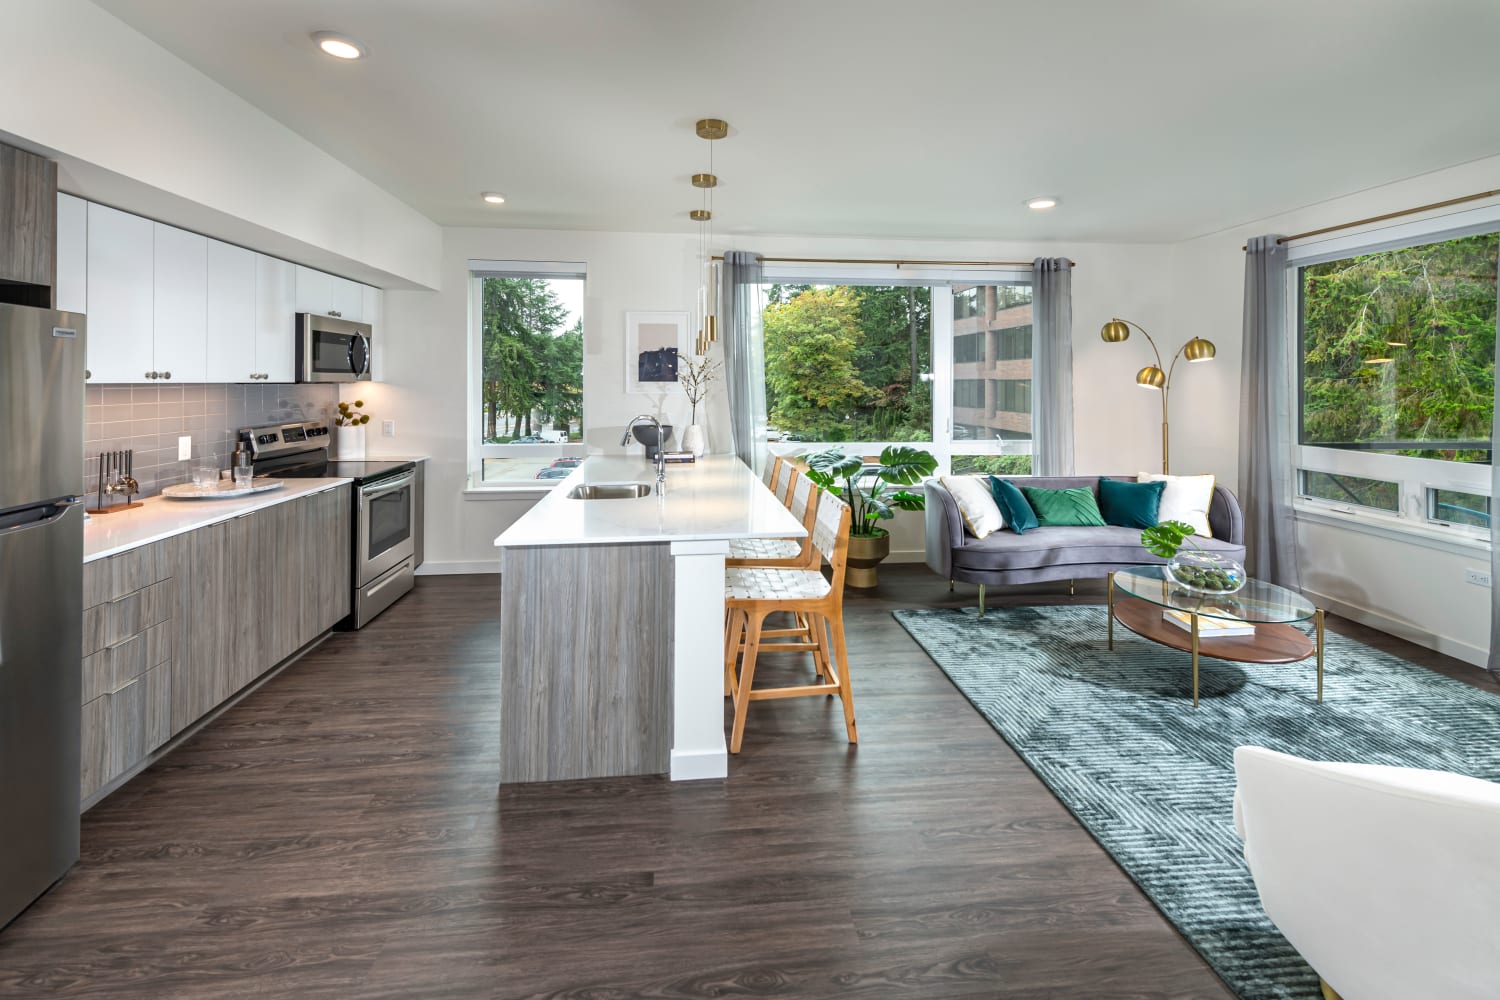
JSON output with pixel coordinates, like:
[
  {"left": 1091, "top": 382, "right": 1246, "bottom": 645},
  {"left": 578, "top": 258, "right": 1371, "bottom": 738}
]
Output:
[{"left": 239, "top": 419, "right": 414, "bottom": 484}]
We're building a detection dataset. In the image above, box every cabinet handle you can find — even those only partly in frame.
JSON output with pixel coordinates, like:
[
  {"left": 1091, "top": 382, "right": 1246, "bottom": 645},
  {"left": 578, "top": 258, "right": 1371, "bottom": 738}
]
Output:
[
  {"left": 104, "top": 632, "right": 140, "bottom": 652},
  {"left": 145, "top": 371, "right": 156, "bottom": 380},
  {"left": 161, "top": 371, "right": 171, "bottom": 380},
  {"left": 105, "top": 674, "right": 141, "bottom": 698},
  {"left": 85, "top": 369, "right": 92, "bottom": 380},
  {"left": 328, "top": 310, "right": 341, "bottom": 318}
]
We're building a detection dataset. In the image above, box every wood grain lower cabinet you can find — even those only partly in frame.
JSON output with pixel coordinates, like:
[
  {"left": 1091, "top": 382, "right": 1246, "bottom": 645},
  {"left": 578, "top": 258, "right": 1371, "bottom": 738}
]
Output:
[{"left": 84, "top": 485, "right": 353, "bottom": 804}]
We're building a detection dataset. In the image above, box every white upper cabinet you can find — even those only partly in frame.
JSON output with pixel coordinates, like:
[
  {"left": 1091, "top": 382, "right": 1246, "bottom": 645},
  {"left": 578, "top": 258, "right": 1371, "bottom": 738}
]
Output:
[
  {"left": 330, "top": 275, "right": 363, "bottom": 321},
  {"left": 85, "top": 203, "right": 154, "bottom": 383},
  {"left": 205, "top": 240, "right": 256, "bottom": 383},
  {"left": 294, "top": 265, "right": 333, "bottom": 316},
  {"left": 151, "top": 224, "right": 208, "bottom": 383},
  {"left": 254, "top": 255, "right": 296, "bottom": 383},
  {"left": 362, "top": 284, "right": 384, "bottom": 381},
  {"left": 55, "top": 194, "right": 87, "bottom": 316}
]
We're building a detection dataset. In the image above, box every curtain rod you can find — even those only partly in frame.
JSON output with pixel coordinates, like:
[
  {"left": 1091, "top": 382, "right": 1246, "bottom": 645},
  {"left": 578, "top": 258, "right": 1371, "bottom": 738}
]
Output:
[
  {"left": 1241, "top": 188, "right": 1500, "bottom": 251},
  {"left": 709, "top": 255, "right": 1072, "bottom": 267}
]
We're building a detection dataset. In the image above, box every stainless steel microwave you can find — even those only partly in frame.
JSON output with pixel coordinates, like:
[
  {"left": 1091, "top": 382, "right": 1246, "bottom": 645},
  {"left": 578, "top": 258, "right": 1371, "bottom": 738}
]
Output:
[{"left": 296, "top": 313, "right": 373, "bottom": 383}]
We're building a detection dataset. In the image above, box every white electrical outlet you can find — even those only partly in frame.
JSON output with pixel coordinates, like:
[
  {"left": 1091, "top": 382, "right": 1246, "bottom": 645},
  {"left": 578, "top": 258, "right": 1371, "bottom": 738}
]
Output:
[
  {"left": 382, "top": 419, "right": 396, "bottom": 438},
  {"left": 178, "top": 435, "right": 192, "bottom": 461},
  {"left": 1465, "top": 568, "right": 1492, "bottom": 588}
]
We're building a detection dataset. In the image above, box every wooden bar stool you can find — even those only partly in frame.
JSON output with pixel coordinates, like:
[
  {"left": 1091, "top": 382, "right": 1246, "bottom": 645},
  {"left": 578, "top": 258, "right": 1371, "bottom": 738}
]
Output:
[
  {"left": 723, "top": 493, "right": 855, "bottom": 754},
  {"left": 769, "top": 455, "right": 796, "bottom": 506},
  {"left": 761, "top": 453, "right": 784, "bottom": 489},
  {"left": 726, "top": 471, "right": 818, "bottom": 569}
]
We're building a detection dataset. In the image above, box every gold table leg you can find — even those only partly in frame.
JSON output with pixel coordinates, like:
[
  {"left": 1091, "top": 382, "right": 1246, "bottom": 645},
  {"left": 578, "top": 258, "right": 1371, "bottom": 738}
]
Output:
[
  {"left": 1190, "top": 611, "right": 1200, "bottom": 708},
  {"left": 1106, "top": 572, "right": 1115, "bottom": 650},
  {"left": 1315, "top": 607, "right": 1325, "bottom": 704}
]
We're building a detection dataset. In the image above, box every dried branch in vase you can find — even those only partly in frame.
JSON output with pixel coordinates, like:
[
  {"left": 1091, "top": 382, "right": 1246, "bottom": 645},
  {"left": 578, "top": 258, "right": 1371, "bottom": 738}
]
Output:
[{"left": 677, "top": 356, "right": 722, "bottom": 425}]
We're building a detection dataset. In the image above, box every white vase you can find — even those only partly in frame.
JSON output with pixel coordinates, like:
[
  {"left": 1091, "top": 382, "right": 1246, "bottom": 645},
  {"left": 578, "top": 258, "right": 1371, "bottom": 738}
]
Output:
[
  {"left": 337, "top": 424, "right": 366, "bottom": 459},
  {"left": 682, "top": 424, "right": 706, "bottom": 457}
]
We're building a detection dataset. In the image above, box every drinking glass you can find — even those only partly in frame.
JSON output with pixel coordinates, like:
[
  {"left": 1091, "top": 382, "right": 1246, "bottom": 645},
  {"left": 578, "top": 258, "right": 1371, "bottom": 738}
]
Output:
[{"left": 191, "top": 455, "right": 219, "bottom": 488}]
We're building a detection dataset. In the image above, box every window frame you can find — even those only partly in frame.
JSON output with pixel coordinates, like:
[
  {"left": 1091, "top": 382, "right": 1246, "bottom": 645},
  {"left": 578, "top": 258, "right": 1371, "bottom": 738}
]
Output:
[
  {"left": 759, "top": 263, "right": 1034, "bottom": 475},
  {"left": 467, "top": 260, "right": 588, "bottom": 489},
  {"left": 1286, "top": 207, "right": 1496, "bottom": 543}
]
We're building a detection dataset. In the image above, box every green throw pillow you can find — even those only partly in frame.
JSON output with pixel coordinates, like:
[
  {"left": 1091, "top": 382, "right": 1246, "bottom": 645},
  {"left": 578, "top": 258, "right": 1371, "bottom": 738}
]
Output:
[
  {"left": 1021, "top": 486, "right": 1106, "bottom": 527},
  {"left": 988, "top": 476, "right": 1039, "bottom": 534},
  {"left": 1098, "top": 477, "right": 1166, "bottom": 529}
]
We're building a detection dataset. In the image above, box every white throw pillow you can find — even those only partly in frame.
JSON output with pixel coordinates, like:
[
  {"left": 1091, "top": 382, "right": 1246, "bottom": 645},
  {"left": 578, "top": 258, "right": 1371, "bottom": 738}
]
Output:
[
  {"left": 940, "top": 476, "right": 1004, "bottom": 539},
  {"left": 1137, "top": 472, "right": 1215, "bottom": 538}
]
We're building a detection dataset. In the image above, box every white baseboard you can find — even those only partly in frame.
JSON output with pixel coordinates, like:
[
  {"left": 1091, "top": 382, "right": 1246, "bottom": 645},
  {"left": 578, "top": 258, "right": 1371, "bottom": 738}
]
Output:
[
  {"left": 1304, "top": 588, "right": 1489, "bottom": 670},
  {"left": 670, "top": 748, "right": 728, "bottom": 781},
  {"left": 416, "top": 560, "right": 501, "bottom": 576}
]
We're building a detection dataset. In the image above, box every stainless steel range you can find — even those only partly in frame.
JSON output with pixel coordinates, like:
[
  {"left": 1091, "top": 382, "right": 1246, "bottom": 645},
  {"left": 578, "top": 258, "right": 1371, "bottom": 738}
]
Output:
[{"left": 240, "top": 420, "right": 416, "bottom": 629}]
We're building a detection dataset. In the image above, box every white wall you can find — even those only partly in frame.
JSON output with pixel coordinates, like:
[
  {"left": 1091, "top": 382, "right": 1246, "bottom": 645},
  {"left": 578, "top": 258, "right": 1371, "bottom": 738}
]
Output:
[
  {"left": 0, "top": 0, "right": 441, "bottom": 290},
  {"left": 1171, "top": 152, "right": 1500, "bottom": 667},
  {"left": 359, "top": 227, "right": 1176, "bottom": 571}
]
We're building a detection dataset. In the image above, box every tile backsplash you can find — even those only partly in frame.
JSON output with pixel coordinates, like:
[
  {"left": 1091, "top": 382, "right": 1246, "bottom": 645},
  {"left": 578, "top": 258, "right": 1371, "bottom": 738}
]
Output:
[{"left": 84, "top": 383, "right": 338, "bottom": 502}]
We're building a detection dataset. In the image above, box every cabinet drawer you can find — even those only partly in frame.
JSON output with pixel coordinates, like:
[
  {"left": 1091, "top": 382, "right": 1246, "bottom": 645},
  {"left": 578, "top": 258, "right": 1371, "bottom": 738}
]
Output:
[
  {"left": 82, "top": 619, "right": 171, "bottom": 703},
  {"left": 83, "top": 545, "right": 171, "bottom": 610},
  {"left": 83, "top": 578, "right": 174, "bottom": 655},
  {"left": 80, "top": 661, "right": 171, "bottom": 801}
]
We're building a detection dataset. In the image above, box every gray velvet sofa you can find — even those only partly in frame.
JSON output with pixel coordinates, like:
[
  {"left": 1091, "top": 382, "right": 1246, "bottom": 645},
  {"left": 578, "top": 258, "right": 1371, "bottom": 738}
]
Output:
[{"left": 925, "top": 475, "right": 1246, "bottom": 611}]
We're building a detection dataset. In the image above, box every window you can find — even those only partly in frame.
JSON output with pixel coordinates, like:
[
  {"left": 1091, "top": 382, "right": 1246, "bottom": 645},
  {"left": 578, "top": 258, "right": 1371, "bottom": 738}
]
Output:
[
  {"left": 1292, "top": 225, "right": 1494, "bottom": 536},
  {"left": 1299, "top": 232, "right": 1494, "bottom": 463},
  {"left": 758, "top": 272, "right": 1033, "bottom": 474},
  {"left": 469, "top": 261, "right": 586, "bottom": 485}
]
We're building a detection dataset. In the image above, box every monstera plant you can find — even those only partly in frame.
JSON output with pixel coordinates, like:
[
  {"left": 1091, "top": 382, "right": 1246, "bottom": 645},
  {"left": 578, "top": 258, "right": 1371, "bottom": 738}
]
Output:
[{"left": 804, "top": 445, "right": 938, "bottom": 588}]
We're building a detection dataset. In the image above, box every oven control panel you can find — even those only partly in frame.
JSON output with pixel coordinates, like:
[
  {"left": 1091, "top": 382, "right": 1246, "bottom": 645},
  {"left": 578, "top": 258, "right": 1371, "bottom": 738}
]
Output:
[{"left": 241, "top": 420, "right": 332, "bottom": 458}]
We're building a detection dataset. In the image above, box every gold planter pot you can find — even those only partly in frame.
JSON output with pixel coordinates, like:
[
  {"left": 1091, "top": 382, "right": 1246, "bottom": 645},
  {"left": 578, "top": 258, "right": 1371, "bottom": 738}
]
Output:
[{"left": 845, "top": 532, "right": 890, "bottom": 589}]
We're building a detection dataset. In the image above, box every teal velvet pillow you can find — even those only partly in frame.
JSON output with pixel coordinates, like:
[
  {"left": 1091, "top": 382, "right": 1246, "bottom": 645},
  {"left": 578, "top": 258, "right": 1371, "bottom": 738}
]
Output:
[
  {"left": 1098, "top": 477, "right": 1166, "bottom": 529},
  {"left": 1021, "top": 486, "right": 1107, "bottom": 527},
  {"left": 988, "top": 476, "right": 1039, "bottom": 534}
]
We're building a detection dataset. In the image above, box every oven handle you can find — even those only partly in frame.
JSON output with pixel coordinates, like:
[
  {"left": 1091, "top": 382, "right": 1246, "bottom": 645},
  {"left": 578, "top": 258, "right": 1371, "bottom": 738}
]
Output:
[{"left": 359, "top": 470, "right": 416, "bottom": 503}]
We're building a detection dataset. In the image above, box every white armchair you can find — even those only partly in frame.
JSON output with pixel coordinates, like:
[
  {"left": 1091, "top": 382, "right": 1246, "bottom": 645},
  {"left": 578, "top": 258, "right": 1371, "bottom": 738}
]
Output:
[{"left": 1233, "top": 745, "right": 1500, "bottom": 1000}]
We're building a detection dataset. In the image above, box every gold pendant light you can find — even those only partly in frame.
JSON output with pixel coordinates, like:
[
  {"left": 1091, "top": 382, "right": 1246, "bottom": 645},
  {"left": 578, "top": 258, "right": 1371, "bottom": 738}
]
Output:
[{"left": 692, "top": 118, "right": 726, "bottom": 356}]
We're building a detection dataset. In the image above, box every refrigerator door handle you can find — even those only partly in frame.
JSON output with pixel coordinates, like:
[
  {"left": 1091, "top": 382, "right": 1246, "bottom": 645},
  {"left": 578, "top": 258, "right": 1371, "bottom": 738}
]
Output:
[{"left": 0, "top": 499, "right": 83, "bottom": 537}]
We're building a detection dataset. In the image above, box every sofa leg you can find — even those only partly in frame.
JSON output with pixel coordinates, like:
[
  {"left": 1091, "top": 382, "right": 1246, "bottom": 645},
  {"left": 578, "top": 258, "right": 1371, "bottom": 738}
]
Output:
[
  {"left": 978, "top": 584, "right": 986, "bottom": 618},
  {"left": 948, "top": 579, "right": 954, "bottom": 592},
  {"left": 1069, "top": 578, "right": 1075, "bottom": 597},
  {"left": 1319, "top": 978, "right": 1343, "bottom": 1000}
]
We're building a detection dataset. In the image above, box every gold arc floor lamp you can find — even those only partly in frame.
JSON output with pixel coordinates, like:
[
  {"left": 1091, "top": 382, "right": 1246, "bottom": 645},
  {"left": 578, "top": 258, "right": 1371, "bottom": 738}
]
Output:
[{"left": 1100, "top": 318, "right": 1216, "bottom": 474}]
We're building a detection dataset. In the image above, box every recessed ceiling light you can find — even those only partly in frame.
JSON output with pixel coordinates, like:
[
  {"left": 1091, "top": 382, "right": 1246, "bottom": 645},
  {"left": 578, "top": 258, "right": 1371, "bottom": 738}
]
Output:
[
  {"left": 312, "top": 31, "right": 364, "bottom": 60},
  {"left": 481, "top": 192, "right": 507, "bottom": 205},
  {"left": 1026, "top": 197, "right": 1059, "bottom": 210}
]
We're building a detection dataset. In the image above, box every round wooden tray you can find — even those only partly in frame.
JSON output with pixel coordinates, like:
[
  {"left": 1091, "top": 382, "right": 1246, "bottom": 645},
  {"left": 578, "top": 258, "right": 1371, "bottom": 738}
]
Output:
[
  {"left": 160, "top": 480, "right": 285, "bottom": 500},
  {"left": 1112, "top": 598, "right": 1314, "bottom": 664}
]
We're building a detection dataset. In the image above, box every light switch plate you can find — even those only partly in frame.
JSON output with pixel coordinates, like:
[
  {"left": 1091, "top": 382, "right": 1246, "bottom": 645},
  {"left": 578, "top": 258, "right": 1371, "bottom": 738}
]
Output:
[
  {"left": 382, "top": 420, "right": 396, "bottom": 438},
  {"left": 178, "top": 436, "right": 192, "bottom": 461}
]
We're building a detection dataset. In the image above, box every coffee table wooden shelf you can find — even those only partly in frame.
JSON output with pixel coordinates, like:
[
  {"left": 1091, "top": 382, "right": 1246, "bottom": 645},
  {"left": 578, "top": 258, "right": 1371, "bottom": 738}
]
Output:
[{"left": 1108, "top": 566, "right": 1324, "bottom": 708}]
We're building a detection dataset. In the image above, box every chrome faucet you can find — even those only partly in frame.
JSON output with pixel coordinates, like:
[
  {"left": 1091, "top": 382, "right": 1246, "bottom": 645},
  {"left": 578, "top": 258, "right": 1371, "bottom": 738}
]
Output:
[{"left": 622, "top": 414, "right": 667, "bottom": 494}]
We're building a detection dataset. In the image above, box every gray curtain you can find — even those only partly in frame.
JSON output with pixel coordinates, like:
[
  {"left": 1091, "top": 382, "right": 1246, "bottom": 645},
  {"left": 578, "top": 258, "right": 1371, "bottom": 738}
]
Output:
[
  {"left": 719, "top": 250, "right": 766, "bottom": 472},
  {"left": 1031, "top": 258, "right": 1075, "bottom": 476},
  {"left": 1238, "top": 235, "right": 1301, "bottom": 591},
  {"left": 1490, "top": 272, "right": 1499, "bottom": 674}
]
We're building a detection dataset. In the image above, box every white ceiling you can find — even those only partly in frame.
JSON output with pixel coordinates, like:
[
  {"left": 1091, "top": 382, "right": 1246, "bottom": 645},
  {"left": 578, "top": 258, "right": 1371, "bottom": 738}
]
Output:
[{"left": 93, "top": 0, "right": 1500, "bottom": 243}]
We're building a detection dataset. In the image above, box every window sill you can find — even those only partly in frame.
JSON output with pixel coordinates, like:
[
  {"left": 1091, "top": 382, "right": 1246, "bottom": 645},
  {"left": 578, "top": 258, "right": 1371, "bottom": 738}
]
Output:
[{"left": 1293, "top": 502, "right": 1490, "bottom": 558}]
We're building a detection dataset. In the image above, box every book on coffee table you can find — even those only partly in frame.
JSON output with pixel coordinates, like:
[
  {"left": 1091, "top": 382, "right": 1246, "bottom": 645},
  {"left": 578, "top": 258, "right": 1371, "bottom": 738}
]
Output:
[{"left": 1162, "top": 607, "right": 1256, "bottom": 638}]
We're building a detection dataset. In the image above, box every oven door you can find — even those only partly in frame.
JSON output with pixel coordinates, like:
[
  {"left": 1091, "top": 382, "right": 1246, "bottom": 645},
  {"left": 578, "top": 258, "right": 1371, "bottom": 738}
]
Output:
[
  {"left": 297, "top": 314, "right": 372, "bottom": 383},
  {"left": 358, "top": 470, "right": 416, "bottom": 585}
]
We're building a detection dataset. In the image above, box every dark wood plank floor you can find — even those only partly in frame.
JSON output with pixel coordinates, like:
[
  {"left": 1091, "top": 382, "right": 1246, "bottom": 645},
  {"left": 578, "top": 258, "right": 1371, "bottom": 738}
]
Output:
[{"left": 0, "top": 566, "right": 1493, "bottom": 998}]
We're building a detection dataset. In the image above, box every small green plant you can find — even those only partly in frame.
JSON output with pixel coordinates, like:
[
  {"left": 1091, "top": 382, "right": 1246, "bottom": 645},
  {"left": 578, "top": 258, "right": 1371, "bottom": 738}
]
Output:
[
  {"left": 804, "top": 445, "right": 938, "bottom": 538},
  {"left": 336, "top": 399, "right": 372, "bottom": 427},
  {"left": 1142, "top": 520, "right": 1240, "bottom": 591}
]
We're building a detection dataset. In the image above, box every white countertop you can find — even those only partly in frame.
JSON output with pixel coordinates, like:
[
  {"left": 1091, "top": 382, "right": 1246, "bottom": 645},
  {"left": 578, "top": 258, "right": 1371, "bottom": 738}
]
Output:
[
  {"left": 84, "top": 478, "right": 352, "bottom": 563},
  {"left": 493, "top": 455, "right": 805, "bottom": 548}
]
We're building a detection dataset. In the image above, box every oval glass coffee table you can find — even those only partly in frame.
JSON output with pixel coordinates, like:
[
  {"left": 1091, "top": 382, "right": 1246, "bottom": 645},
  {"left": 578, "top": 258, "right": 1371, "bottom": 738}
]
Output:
[{"left": 1107, "top": 565, "right": 1324, "bottom": 708}]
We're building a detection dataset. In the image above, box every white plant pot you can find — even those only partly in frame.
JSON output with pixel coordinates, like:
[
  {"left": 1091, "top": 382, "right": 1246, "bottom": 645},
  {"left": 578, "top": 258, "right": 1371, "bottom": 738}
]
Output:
[
  {"left": 337, "top": 424, "right": 366, "bottom": 459},
  {"left": 682, "top": 424, "right": 707, "bottom": 458}
]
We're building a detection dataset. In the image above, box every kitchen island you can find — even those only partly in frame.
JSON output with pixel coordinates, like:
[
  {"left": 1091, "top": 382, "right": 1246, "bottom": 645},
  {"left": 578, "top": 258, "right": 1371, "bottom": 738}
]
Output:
[{"left": 494, "top": 455, "right": 804, "bottom": 783}]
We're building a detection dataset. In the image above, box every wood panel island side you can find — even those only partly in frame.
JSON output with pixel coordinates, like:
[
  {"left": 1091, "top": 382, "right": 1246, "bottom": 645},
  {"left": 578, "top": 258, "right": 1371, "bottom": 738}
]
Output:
[{"left": 494, "top": 455, "right": 804, "bottom": 784}]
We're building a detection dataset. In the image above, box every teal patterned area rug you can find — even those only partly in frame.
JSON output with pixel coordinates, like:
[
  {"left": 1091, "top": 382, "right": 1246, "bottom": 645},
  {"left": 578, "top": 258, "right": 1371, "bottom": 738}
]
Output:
[{"left": 892, "top": 604, "right": 1500, "bottom": 1000}]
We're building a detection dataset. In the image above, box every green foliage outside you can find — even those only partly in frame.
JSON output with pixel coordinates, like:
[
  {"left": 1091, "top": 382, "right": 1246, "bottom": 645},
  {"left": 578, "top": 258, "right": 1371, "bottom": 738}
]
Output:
[
  {"left": 763, "top": 284, "right": 932, "bottom": 442},
  {"left": 1301, "top": 233, "right": 1496, "bottom": 464},
  {"left": 949, "top": 454, "right": 1034, "bottom": 477},
  {"left": 481, "top": 278, "right": 582, "bottom": 442}
]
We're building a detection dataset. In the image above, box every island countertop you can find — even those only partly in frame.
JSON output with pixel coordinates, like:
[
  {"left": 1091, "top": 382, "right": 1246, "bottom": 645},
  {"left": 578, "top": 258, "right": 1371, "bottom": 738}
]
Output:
[{"left": 493, "top": 455, "right": 805, "bottom": 548}]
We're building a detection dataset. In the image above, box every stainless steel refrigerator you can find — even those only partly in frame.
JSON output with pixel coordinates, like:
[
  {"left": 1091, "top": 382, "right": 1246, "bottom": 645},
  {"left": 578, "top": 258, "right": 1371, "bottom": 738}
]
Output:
[{"left": 0, "top": 303, "right": 84, "bottom": 929}]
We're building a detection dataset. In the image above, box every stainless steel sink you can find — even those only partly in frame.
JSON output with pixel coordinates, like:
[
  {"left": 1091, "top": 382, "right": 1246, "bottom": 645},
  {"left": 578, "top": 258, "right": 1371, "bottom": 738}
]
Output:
[{"left": 566, "top": 483, "right": 652, "bottom": 500}]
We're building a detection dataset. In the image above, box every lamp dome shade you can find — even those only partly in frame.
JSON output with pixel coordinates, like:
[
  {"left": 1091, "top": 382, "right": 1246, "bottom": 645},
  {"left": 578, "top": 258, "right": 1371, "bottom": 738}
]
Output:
[
  {"left": 1183, "top": 337, "right": 1216, "bottom": 362},
  {"left": 1101, "top": 319, "right": 1131, "bottom": 343},
  {"left": 1136, "top": 365, "right": 1166, "bottom": 389}
]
